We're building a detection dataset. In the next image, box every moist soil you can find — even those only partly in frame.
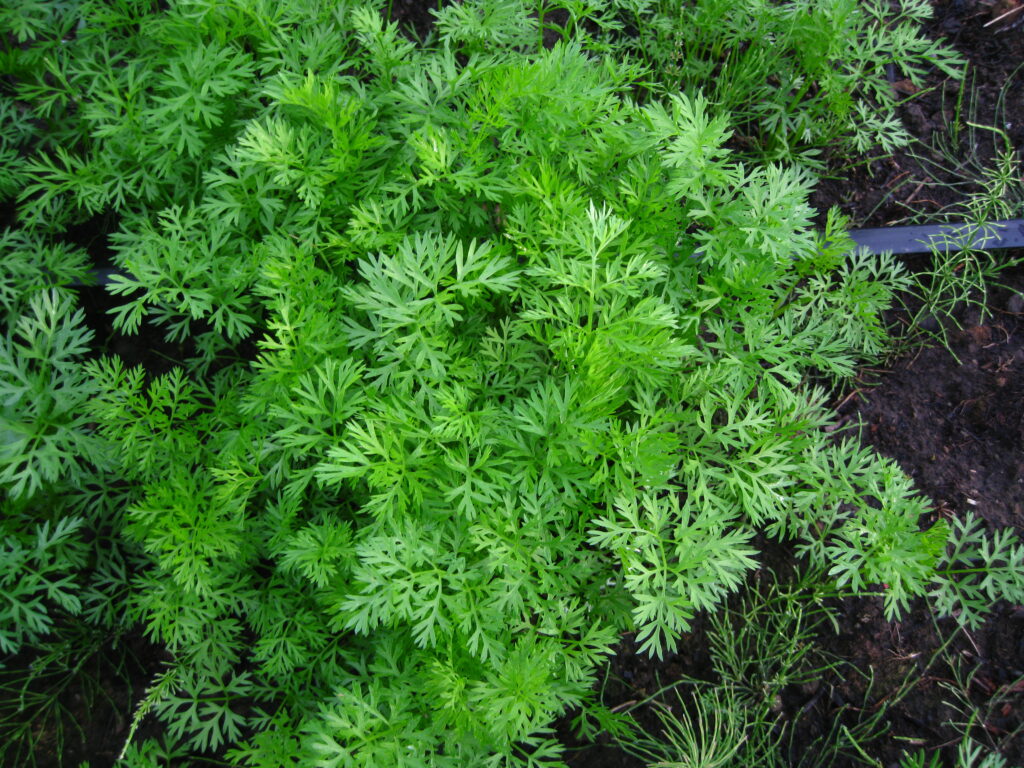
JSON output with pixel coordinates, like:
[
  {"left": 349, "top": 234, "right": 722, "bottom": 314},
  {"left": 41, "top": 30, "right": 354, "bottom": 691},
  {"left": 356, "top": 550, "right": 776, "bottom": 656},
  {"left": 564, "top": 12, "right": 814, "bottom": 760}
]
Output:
[
  {"left": 5, "top": 1, "right": 1024, "bottom": 766},
  {"left": 561, "top": 271, "right": 1024, "bottom": 768},
  {"left": 562, "top": 2, "right": 1024, "bottom": 766}
]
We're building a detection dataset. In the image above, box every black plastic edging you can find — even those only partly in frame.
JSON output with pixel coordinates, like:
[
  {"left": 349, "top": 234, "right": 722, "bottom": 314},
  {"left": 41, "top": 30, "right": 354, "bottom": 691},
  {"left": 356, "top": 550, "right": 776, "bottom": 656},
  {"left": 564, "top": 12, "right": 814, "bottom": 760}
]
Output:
[
  {"left": 67, "top": 219, "right": 1024, "bottom": 287},
  {"left": 848, "top": 218, "right": 1024, "bottom": 255}
]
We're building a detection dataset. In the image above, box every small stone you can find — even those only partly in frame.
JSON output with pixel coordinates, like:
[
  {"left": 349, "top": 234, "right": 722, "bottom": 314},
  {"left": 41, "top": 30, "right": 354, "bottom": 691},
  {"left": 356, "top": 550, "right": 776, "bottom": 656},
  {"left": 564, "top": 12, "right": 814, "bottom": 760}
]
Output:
[
  {"left": 961, "top": 307, "right": 983, "bottom": 327},
  {"left": 891, "top": 79, "right": 918, "bottom": 96},
  {"left": 967, "top": 325, "right": 992, "bottom": 344},
  {"left": 1008, "top": 292, "right": 1024, "bottom": 314},
  {"left": 903, "top": 103, "right": 929, "bottom": 136},
  {"left": 801, "top": 679, "right": 821, "bottom": 696}
]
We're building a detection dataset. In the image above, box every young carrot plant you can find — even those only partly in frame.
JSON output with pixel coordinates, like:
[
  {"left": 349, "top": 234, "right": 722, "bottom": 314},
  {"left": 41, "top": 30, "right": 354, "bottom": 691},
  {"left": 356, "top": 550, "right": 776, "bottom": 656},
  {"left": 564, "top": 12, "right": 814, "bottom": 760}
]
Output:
[{"left": 0, "top": 2, "right": 1014, "bottom": 767}]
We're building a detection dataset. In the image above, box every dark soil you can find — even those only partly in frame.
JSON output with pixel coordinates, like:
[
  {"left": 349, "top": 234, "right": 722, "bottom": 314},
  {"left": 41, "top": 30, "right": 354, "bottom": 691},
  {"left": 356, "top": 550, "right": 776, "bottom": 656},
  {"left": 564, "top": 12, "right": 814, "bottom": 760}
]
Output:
[
  {"left": 821, "top": 269, "right": 1024, "bottom": 767},
  {"left": 561, "top": 1, "right": 1024, "bottom": 766},
  {"left": 811, "top": 0, "right": 1024, "bottom": 228},
  {"left": 562, "top": 285, "right": 1024, "bottom": 767},
  {"left": 0, "top": 631, "right": 167, "bottom": 768},
  {"left": 813, "top": 0, "right": 1024, "bottom": 760}
]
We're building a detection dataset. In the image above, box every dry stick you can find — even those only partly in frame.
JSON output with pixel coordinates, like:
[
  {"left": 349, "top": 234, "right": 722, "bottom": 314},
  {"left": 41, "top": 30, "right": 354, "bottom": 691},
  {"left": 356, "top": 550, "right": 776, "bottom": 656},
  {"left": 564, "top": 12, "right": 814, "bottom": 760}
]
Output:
[
  {"left": 984, "top": 3, "right": 1024, "bottom": 27},
  {"left": 904, "top": 181, "right": 927, "bottom": 204},
  {"left": 962, "top": 627, "right": 982, "bottom": 658},
  {"left": 833, "top": 387, "right": 863, "bottom": 411},
  {"left": 609, "top": 699, "right": 637, "bottom": 713},
  {"left": 885, "top": 170, "right": 912, "bottom": 189}
]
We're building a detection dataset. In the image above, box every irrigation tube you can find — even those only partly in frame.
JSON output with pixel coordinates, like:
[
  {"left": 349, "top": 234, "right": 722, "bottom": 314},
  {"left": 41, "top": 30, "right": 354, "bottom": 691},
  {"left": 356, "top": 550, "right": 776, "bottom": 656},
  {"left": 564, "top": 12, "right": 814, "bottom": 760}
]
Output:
[
  {"left": 847, "top": 218, "right": 1024, "bottom": 255},
  {"left": 72, "top": 219, "right": 1024, "bottom": 287}
]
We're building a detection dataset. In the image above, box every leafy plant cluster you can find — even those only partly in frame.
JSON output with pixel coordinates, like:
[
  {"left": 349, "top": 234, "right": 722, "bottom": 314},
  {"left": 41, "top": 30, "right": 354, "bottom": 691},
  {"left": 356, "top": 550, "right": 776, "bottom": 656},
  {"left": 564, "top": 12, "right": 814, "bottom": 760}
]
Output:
[
  {"left": 893, "top": 81, "right": 1024, "bottom": 353},
  {"left": 0, "top": 1, "right": 1018, "bottom": 766},
  {"left": 614, "top": 0, "right": 964, "bottom": 164},
  {"left": 614, "top": 567, "right": 1024, "bottom": 768}
]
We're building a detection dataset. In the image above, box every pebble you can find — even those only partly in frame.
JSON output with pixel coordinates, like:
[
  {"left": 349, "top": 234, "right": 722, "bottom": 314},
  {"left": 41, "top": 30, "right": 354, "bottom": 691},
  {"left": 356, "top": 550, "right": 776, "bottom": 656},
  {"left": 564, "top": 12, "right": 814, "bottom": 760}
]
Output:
[
  {"left": 1008, "top": 292, "right": 1024, "bottom": 314},
  {"left": 961, "top": 307, "right": 984, "bottom": 327}
]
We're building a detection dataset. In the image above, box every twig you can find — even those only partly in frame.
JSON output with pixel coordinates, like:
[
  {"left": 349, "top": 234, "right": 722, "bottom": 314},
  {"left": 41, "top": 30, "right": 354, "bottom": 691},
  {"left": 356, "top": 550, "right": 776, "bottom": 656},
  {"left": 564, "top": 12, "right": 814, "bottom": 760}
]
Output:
[
  {"left": 834, "top": 388, "right": 863, "bottom": 411},
  {"left": 904, "top": 181, "right": 927, "bottom": 203},
  {"left": 984, "top": 4, "right": 1024, "bottom": 27},
  {"left": 886, "top": 170, "right": 912, "bottom": 189},
  {"left": 908, "top": 198, "right": 943, "bottom": 209},
  {"left": 962, "top": 628, "right": 982, "bottom": 658}
]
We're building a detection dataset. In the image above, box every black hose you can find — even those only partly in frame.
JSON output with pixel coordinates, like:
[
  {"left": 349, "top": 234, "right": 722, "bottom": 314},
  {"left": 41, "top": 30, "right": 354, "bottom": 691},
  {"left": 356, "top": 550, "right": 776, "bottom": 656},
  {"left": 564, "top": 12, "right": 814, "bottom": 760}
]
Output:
[{"left": 847, "top": 218, "right": 1024, "bottom": 255}]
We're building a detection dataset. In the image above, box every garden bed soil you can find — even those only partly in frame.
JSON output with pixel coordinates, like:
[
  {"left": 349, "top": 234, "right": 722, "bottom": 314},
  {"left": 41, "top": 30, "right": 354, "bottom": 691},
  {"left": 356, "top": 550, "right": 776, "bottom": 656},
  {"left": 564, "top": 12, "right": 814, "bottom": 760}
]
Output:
[
  {"left": 563, "top": 267, "right": 1024, "bottom": 768},
  {"left": 562, "top": 2, "right": 1024, "bottom": 766}
]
